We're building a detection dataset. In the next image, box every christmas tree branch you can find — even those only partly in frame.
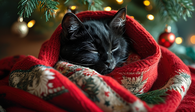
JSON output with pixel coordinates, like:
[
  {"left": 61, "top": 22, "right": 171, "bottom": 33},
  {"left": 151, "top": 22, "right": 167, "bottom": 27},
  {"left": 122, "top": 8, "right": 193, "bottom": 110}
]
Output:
[
  {"left": 17, "top": 0, "right": 103, "bottom": 21},
  {"left": 39, "top": 0, "right": 59, "bottom": 21},
  {"left": 18, "top": 0, "right": 39, "bottom": 18},
  {"left": 18, "top": 0, "right": 194, "bottom": 22},
  {"left": 18, "top": 0, "right": 59, "bottom": 21},
  {"left": 65, "top": 0, "right": 103, "bottom": 10},
  {"left": 156, "top": 0, "right": 195, "bottom": 21}
]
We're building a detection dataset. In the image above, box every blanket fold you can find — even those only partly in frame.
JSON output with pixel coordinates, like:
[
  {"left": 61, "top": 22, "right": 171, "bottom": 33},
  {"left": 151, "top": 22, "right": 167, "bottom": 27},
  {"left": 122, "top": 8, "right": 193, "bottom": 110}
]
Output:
[{"left": 0, "top": 10, "right": 195, "bottom": 112}]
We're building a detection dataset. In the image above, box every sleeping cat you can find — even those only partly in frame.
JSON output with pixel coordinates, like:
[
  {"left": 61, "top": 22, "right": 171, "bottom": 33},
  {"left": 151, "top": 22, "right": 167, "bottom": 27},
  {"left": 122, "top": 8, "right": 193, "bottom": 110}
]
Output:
[{"left": 59, "top": 8, "right": 131, "bottom": 75}]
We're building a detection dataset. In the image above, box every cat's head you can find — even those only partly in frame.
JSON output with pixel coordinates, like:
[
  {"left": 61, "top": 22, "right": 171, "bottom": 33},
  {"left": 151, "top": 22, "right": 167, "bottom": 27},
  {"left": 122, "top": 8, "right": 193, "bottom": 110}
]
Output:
[{"left": 60, "top": 8, "right": 129, "bottom": 75}]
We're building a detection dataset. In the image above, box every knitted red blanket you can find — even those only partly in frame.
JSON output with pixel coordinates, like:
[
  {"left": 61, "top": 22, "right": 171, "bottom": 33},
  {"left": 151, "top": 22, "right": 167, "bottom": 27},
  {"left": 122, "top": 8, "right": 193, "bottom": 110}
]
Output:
[{"left": 0, "top": 10, "right": 195, "bottom": 112}]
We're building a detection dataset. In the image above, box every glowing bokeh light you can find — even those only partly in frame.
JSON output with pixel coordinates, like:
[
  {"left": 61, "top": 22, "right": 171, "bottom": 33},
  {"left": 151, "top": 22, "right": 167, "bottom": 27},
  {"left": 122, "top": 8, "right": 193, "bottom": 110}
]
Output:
[
  {"left": 54, "top": 9, "right": 59, "bottom": 13},
  {"left": 104, "top": 6, "right": 112, "bottom": 11},
  {"left": 147, "top": 14, "right": 154, "bottom": 20},
  {"left": 70, "top": 6, "right": 77, "bottom": 10},
  {"left": 190, "top": 35, "right": 195, "bottom": 44},
  {"left": 27, "top": 20, "right": 35, "bottom": 28},
  {"left": 175, "top": 37, "right": 183, "bottom": 44},
  {"left": 116, "top": 0, "right": 123, "bottom": 4},
  {"left": 169, "top": 35, "right": 175, "bottom": 41},
  {"left": 143, "top": 0, "right": 150, "bottom": 6}
]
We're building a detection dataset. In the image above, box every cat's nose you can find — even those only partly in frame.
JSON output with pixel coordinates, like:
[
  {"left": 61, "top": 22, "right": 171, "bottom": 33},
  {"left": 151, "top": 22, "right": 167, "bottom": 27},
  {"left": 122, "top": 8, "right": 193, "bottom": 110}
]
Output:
[
  {"left": 105, "top": 59, "right": 113, "bottom": 68},
  {"left": 105, "top": 61, "right": 110, "bottom": 67}
]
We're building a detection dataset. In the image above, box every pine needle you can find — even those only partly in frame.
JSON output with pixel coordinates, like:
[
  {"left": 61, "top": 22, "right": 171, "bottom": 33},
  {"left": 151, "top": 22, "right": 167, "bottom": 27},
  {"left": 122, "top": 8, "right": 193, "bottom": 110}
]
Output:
[
  {"left": 135, "top": 89, "right": 167, "bottom": 104},
  {"left": 155, "top": 0, "right": 194, "bottom": 21}
]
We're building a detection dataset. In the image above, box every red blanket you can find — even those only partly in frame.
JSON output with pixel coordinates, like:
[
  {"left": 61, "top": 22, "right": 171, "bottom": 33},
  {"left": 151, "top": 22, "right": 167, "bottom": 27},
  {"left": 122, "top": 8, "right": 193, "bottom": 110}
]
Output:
[{"left": 0, "top": 10, "right": 195, "bottom": 112}]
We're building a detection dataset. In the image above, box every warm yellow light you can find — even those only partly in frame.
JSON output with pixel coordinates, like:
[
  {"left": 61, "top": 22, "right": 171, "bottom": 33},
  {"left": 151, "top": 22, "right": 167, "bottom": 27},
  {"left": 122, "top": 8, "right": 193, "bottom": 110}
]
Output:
[
  {"left": 116, "top": 0, "right": 123, "bottom": 4},
  {"left": 53, "top": 9, "right": 60, "bottom": 16},
  {"left": 175, "top": 37, "right": 183, "bottom": 44},
  {"left": 147, "top": 14, "right": 154, "bottom": 20},
  {"left": 130, "top": 16, "right": 134, "bottom": 19},
  {"left": 70, "top": 6, "right": 77, "bottom": 10},
  {"left": 59, "top": 12, "right": 65, "bottom": 18},
  {"left": 190, "top": 35, "right": 195, "bottom": 44},
  {"left": 143, "top": 0, "right": 150, "bottom": 6},
  {"left": 104, "top": 6, "right": 112, "bottom": 11},
  {"left": 54, "top": 9, "right": 60, "bottom": 13},
  {"left": 27, "top": 20, "right": 35, "bottom": 28}
]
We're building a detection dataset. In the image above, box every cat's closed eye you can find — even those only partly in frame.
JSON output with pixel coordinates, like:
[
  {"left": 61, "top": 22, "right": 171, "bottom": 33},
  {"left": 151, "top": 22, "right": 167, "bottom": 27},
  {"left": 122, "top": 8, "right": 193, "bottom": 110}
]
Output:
[
  {"left": 112, "top": 45, "right": 119, "bottom": 52},
  {"left": 90, "top": 50, "right": 98, "bottom": 54},
  {"left": 82, "top": 43, "right": 98, "bottom": 54}
]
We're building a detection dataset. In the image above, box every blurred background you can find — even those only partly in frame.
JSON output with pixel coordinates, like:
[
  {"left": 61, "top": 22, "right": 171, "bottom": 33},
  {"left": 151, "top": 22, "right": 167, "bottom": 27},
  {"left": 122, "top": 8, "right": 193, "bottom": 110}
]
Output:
[{"left": 0, "top": 0, "right": 195, "bottom": 66}]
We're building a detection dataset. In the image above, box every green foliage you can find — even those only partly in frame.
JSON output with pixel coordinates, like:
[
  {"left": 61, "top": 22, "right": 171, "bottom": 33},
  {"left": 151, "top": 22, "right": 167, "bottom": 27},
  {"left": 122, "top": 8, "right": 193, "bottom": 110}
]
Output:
[
  {"left": 156, "top": 0, "right": 195, "bottom": 21},
  {"left": 65, "top": 0, "right": 103, "bottom": 10},
  {"left": 17, "top": 0, "right": 103, "bottom": 21},
  {"left": 135, "top": 89, "right": 167, "bottom": 104},
  {"left": 39, "top": 0, "right": 59, "bottom": 21},
  {"left": 82, "top": 77, "right": 100, "bottom": 102},
  {"left": 18, "top": 0, "right": 39, "bottom": 18},
  {"left": 18, "top": 0, "right": 59, "bottom": 21},
  {"left": 18, "top": 0, "right": 194, "bottom": 22},
  {"left": 83, "top": 0, "right": 103, "bottom": 11}
]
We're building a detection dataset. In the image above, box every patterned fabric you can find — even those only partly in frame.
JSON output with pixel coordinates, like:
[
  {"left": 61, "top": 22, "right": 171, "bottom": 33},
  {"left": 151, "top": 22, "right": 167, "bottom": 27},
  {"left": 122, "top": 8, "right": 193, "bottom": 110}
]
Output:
[
  {"left": 0, "top": 10, "right": 195, "bottom": 112},
  {"left": 9, "top": 65, "right": 68, "bottom": 99},
  {"left": 55, "top": 61, "right": 146, "bottom": 112}
]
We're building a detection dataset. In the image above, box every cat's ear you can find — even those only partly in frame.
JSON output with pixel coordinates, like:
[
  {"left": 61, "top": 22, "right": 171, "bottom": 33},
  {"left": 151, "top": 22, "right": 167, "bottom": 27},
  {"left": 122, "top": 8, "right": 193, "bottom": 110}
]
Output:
[
  {"left": 61, "top": 12, "right": 83, "bottom": 40},
  {"left": 109, "top": 8, "right": 126, "bottom": 34}
]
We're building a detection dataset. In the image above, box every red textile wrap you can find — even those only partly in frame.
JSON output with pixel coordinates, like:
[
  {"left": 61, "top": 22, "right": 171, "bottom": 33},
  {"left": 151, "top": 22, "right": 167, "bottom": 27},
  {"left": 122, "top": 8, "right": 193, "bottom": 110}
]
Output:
[{"left": 0, "top": 10, "right": 195, "bottom": 112}]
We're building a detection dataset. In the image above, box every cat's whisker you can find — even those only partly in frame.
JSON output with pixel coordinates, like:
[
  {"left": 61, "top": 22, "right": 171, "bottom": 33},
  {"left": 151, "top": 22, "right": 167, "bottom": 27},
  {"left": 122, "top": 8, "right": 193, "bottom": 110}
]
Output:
[
  {"left": 129, "top": 38, "right": 137, "bottom": 45},
  {"left": 100, "top": 69, "right": 105, "bottom": 74}
]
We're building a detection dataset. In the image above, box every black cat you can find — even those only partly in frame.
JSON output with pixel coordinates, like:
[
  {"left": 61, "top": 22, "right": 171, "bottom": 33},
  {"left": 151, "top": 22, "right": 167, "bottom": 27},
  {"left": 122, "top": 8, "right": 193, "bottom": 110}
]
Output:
[{"left": 59, "top": 8, "right": 130, "bottom": 75}]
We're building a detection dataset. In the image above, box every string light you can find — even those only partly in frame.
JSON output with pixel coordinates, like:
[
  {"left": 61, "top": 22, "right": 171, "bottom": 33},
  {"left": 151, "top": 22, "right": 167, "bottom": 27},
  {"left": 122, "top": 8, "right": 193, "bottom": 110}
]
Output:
[
  {"left": 143, "top": 0, "right": 150, "bottom": 6},
  {"left": 70, "top": 6, "right": 77, "bottom": 10},
  {"left": 175, "top": 37, "right": 183, "bottom": 44},
  {"left": 147, "top": 14, "right": 154, "bottom": 20},
  {"left": 116, "top": 0, "right": 123, "bottom": 4},
  {"left": 55, "top": 9, "right": 60, "bottom": 13},
  {"left": 104, "top": 6, "right": 112, "bottom": 11},
  {"left": 27, "top": 20, "right": 35, "bottom": 28},
  {"left": 190, "top": 35, "right": 195, "bottom": 44}
]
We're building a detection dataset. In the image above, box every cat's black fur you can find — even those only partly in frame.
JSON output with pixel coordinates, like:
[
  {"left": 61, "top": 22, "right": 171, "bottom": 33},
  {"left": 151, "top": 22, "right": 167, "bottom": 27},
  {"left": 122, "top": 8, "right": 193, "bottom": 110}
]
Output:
[{"left": 59, "top": 8, "right": 130, "bottom": 75}]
